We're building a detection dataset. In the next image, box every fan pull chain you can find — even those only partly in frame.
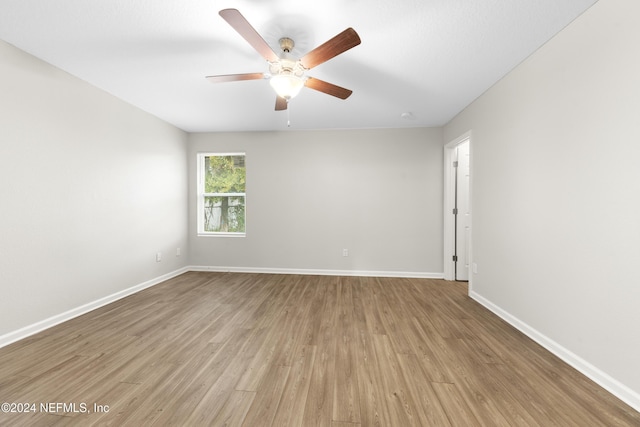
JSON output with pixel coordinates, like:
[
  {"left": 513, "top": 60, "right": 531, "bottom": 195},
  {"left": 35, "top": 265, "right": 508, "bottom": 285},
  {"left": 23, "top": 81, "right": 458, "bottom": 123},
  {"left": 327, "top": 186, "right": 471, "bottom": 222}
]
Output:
[{"left": 287, "top": 99, "right": 291, "bottom": 127}]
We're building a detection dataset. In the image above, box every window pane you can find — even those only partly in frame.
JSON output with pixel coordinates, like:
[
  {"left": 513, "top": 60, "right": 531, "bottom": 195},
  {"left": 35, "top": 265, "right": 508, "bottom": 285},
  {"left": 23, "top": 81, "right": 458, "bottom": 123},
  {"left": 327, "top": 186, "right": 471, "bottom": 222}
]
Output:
[
  {"left": 204, "top": 195, "right": 245, "bottom": 233},
  {"left": 204, "top": 155, "right": 246, "bottom": 194}
]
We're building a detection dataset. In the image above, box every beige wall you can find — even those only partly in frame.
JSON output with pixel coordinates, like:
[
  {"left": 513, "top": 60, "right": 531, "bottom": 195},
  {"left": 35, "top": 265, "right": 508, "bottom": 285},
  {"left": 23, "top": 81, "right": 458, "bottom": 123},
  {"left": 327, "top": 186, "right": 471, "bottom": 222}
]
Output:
[
  {"left": 445, "top": 0, "right": 640, "bottom": 406},
  {"left": 0, "top": 40, "right": 189, "bottom": 338},
  {"left": 188, "top": 128, "right": 444, "bottom": 276}
]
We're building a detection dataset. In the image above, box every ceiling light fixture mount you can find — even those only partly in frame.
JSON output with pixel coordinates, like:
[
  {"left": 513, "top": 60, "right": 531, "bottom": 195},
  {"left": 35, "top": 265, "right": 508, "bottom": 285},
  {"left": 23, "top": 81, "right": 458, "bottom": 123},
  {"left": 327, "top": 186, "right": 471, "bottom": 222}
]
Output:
[{"left": 278, "top": 37, "right": 295, "bottom": 53}]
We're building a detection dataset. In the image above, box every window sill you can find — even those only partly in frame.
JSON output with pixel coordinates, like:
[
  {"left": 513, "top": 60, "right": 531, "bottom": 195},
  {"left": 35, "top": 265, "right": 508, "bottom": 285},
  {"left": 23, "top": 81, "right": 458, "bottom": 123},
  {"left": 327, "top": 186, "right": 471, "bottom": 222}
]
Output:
[{"left": 197, "top": 232, "right": 246, "bottom": 238}]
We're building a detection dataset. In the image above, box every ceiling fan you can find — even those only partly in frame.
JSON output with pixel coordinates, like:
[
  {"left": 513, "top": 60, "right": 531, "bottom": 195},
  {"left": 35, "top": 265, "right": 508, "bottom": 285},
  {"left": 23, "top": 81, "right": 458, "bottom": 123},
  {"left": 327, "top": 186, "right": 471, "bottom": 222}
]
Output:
[{"left": 206, "top": 9, "right": 361, "bottom": 111}]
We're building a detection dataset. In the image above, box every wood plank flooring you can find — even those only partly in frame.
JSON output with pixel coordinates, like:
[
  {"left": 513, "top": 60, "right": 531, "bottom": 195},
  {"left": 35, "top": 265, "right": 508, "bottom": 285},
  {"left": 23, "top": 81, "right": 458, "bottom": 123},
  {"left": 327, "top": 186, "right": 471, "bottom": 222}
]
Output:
[{"left": 0, "top": 272, "right": 638, "bottom": 426}]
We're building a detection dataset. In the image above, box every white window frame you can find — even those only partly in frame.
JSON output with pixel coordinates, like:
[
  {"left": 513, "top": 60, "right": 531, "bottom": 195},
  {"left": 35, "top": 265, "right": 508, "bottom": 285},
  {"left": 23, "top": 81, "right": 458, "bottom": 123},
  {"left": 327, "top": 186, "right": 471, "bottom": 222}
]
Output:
[{"left": 197, "top": 152, "right": 246, "bottom": 237}]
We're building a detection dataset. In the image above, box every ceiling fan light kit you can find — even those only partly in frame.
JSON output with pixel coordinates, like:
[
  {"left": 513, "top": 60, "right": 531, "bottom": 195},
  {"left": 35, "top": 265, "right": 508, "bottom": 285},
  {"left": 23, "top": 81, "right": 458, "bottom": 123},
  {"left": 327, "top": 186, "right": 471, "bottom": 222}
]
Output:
[
  {"left": 268, "top": 43, "right": 306, "bottom": 100},
  {"left": 269, "top": 74, "right": 304, "bottom": 100},
  {"left": 206, "top": 8, "right": 361, "bottom": 116}
]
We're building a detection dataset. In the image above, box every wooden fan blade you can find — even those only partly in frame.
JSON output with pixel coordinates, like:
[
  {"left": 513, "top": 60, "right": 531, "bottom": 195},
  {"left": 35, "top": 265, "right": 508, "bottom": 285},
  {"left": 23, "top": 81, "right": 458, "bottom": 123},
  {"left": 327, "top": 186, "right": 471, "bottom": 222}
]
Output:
[
  {"left": 219, "top": 9, "right": 279, "bottom": 62},
  {"left": 275, "top": 96, "right": 288, "bottom": 111},
  {"left": 300, "top": 28, "right": 361, "bottom": 69},
  {"left": 206, "top": 73, "right": 265, "bottom": 83},
  {"left": 305, "top": 77, "right": 353, "bottom": 99}
]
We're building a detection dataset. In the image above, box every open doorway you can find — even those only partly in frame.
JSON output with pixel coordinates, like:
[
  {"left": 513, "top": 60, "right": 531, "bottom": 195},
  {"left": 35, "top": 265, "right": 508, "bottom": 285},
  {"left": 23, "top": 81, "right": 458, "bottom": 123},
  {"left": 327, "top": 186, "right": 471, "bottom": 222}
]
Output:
[{"left": 444, "top": 132, "right": 471, "bottom": 282}]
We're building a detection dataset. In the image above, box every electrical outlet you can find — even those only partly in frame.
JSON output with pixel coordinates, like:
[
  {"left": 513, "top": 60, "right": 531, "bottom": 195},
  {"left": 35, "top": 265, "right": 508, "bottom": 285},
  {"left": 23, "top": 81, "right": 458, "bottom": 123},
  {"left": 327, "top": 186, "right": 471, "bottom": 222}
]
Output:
[
  {"left": 342, "top": 248, "right": 349, "bottom": 257},
  {"left": 472, "top": 263, "right": 478, "bottom": 274},
  {"left": 176, "top": 247, "right": 181, "bottom": 257},
  {"left": 156, "top": 252, "right": 162, "bottom": 262}
]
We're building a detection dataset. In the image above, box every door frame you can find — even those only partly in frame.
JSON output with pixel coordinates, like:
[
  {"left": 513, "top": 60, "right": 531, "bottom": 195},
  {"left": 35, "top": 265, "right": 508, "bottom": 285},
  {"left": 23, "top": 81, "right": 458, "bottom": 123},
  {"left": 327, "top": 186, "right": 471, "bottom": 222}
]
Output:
[{"left": 443, "top": 131, "right": 472, "bottom": 282}]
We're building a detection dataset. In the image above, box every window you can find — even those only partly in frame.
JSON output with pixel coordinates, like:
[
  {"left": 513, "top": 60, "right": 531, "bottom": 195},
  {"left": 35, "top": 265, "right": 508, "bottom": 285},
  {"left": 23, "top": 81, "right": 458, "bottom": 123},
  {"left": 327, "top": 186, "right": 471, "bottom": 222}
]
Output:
[{"left": 197, "top": 153, "right": 246, "bottom": 236}]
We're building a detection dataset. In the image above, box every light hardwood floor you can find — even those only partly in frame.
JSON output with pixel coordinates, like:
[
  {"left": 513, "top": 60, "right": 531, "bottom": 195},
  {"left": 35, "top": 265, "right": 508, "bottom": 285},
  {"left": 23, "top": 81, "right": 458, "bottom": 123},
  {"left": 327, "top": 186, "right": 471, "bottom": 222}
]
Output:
[{"left": 0, "top": 272, "right": 638, "bottom": 426}]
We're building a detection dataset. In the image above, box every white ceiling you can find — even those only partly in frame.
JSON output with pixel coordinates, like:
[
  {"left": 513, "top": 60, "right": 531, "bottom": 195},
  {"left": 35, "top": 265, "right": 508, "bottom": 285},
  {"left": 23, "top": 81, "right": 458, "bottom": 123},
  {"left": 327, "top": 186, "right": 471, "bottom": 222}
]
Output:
[{"left": 0, "top": 0, "right": 597, "bottom": 133}]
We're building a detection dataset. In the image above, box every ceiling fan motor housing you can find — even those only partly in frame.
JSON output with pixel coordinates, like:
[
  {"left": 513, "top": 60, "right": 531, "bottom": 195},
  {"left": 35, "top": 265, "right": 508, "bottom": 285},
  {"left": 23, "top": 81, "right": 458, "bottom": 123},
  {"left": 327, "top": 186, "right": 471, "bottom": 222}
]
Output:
[
  {"left": 269, "top": 56, "right": 306, "bottom": 78},
  {"left": 268, "top": 37, "right": 306, "bottom": 79}
]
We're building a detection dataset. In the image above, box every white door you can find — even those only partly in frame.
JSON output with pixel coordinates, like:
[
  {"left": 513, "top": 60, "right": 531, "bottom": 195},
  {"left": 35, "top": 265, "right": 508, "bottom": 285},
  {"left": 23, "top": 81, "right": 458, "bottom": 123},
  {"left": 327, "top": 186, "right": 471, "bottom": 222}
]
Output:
[{"left": 455, "top": 140, "right": 470, "bottom": 281}]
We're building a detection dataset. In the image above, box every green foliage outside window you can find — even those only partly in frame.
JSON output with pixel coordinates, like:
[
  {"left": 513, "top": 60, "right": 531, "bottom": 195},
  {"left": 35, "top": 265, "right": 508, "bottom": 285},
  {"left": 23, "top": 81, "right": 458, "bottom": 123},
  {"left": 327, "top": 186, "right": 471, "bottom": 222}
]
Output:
[{"left": 203, "top": 155, "right": 246, "bottom": 233}]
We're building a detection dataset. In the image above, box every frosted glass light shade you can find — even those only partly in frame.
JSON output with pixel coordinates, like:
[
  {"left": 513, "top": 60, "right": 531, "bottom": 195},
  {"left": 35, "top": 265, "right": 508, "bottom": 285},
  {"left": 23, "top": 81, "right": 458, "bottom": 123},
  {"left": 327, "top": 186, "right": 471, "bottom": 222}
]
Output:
[{"left": 269, "top": 74, "right": 304, "bottom": 100}]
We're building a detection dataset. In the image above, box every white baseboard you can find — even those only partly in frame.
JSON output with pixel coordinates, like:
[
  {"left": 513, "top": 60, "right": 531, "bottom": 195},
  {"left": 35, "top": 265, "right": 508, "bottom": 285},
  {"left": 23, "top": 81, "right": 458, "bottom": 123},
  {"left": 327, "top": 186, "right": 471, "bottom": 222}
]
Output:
[
  {"left": 470, "top": 290, "right": 640, "bottom": 413},
  {"left": 188, "top": 265, "right": 444, "bottom": 279},
  {"left": 0, "top": 267, "right": 189, "bottom": 349}
]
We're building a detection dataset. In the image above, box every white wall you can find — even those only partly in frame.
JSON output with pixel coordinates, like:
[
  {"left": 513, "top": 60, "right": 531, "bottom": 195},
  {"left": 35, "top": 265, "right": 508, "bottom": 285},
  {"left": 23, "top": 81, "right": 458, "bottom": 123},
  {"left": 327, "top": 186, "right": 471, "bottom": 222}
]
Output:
[
  {"left": 444, "top": 0, "right": 640, "bottom": 408},
  {"left": 0, "top": 40, "right": 189, "bottom": 340},
  {"left": 188, "top": 128, "right": 443, "bottom": 276}
]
